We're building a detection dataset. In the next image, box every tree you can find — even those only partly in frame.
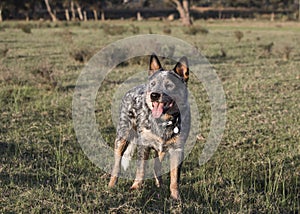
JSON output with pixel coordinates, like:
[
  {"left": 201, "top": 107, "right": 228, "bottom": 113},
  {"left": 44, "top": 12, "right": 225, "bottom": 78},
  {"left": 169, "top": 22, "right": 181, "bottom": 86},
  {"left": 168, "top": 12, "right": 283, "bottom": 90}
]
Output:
[
  {"left": 169, "top": 0, "right": 192, "bottom": 26},
  {"left": 44, "top": 0, "right": 57, "bottom": 21}
]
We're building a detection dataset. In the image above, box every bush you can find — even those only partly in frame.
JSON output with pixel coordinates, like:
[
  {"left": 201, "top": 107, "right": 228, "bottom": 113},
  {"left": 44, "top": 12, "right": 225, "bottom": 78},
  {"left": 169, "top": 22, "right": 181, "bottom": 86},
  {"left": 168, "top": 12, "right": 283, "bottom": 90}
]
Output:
[
  {"left": 102, "top": 24, "right": 127, "bottom": 36},
  {"left": 129, "top": 24, "right": 140, "bottom": 34},
  {"left": 21, "top": 24, "right": 32, "bottom": 34},
  {"left": 163, "top": 25, "right": 172, "bottom": 34},
  {"left": 234, "top": 31, "right": 244, "bottom": 42},
  {"left": 183, "top": 26, "right": 209, "bottom": 35},
  {"left": 70, "top": 48, "right": 93, "bottom": 63}
]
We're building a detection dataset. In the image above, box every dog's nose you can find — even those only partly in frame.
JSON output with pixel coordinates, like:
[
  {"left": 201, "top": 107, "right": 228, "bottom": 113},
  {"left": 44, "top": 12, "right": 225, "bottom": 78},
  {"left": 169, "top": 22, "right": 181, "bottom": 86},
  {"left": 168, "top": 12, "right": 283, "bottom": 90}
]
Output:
[{"left": 150, "top": 92, "right": 160, "bottom": 101}]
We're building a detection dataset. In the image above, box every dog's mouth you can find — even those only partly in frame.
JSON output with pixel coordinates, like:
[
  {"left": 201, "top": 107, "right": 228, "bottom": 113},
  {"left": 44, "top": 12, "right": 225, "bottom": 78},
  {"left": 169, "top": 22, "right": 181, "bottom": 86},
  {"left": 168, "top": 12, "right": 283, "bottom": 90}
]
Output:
[{"left": 151, "top": 101, "right": 174, "bottom": 118}]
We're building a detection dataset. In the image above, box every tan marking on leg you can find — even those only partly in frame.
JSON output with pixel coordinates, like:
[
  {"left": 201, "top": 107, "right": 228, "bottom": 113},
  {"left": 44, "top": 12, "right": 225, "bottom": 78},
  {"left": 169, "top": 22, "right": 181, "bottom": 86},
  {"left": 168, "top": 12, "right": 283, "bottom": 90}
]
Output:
[
  {"left": 169, "top": 148, "right": 183, "bottom": 201},
  {"left": 108, "top": 176, "right": 118, "bottom": 187},
  {"left": 130, "top": 148, "right": 149, "bottom": 190},
  {"left": 158, "top": 151, "right": 166, "bottom": 162},
  {"left": 165, "top": 135, "right": 178, "bottom": 146},
  {"left": 170, "top": 167, "right": 180, "bottom": 200},
  {"left": 130, "top": 180, "right": 142, "bottom": 190},
  {"left": 154, "top": 151, "right": 163, "bottom": 187},
  {"left": 109, "top": 139, "right": 127, "bottom": 187}
]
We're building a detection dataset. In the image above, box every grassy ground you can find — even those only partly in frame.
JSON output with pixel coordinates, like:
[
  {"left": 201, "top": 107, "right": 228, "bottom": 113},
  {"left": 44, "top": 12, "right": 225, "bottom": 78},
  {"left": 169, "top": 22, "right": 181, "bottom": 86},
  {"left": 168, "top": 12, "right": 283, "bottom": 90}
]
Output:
[{"left": 0, "top": 19, "right": 299, "bottom": 213}]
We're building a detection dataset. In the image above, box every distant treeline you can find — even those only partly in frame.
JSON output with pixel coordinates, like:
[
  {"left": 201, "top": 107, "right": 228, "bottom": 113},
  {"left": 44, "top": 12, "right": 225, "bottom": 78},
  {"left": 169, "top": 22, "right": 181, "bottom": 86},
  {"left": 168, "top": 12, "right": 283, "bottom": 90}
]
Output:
[{"left": 0, "top": 0, "right": 299, "bottom": 21}]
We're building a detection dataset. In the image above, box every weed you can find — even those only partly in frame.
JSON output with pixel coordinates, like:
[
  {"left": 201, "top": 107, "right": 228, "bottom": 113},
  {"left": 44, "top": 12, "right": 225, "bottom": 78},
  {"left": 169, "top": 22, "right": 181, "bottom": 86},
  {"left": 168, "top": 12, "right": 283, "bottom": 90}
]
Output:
[
  {"left": 102, "top": 24, "right": 127, "bottom": 35},
  {"left": 31, "top": 62, "right": 57, "bottom": 88},
  {"left": 21, "top": 24, "right": 32, "bottom": 34},
  {"left": 0, "top": 24, "right": 6, "bottom": 31},
  {"left": 129, "top": 24, "right": 140, "bottom": 34},
  {"left": 220, "top": 48, "right": 227, "bottom": 58},
  {"left": 163, "top": 25, "right": 171, "bottom": 34},
  {"left": 0, "top": 45, "right": 9, "bottom": 58},
  {"left": 70, "top": 48, "right": 93, "bottom": 63},
  {"left": 282, "top": 45, "right": 293, "bottom": 61},
  {"left": 0, "top": 20, "right": 299, "bottom": 213},
  {"left": 148, "top": 27, "right": 153, "bottom": 34},
  {"left": 234, "top": 30, "right": 244, "bottom": 42},
  {"left": 259, "top": 42, "right": 274, "bottom": 57},
  {"left": 183, "top": 26, "right": 209, "bottom": 35}
]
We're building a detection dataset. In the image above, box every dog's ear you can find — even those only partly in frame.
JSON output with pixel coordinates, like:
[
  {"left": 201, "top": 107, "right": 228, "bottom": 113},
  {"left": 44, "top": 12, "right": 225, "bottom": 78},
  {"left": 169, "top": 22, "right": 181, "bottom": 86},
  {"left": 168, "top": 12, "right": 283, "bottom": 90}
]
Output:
[
  {"left": 149, "top": 54, "right": 162, "bottom": 75},
  {"left": 173, "top": 56, "right": 189, "bottom": 82}
]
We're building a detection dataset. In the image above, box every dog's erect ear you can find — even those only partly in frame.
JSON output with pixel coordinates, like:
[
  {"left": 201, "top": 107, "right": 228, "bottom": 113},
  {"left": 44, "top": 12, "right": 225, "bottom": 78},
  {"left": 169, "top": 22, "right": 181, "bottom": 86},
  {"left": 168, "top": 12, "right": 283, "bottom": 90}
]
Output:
[
  {"left": 149, "top": 54, "right": 162, "bottom": 75},
  {"left": 174, "top": 56, "right": 189, "bottom": 82}
]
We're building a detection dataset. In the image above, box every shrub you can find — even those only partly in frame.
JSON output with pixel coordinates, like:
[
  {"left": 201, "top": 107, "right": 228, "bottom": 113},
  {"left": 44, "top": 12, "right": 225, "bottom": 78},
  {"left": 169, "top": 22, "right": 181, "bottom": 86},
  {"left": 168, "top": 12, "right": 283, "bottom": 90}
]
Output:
[
  {"left": 31, "top": 63, "right": 57, "bottom": 88},
  {"left": 163, "top": 25, "right": 171, "bottom": 34},
  {"left": 234, "top": 30, "right": 244, "bottom": 42},
  {"left": 183, "top": 26, "right": 209, "bottom": 35},
  {"left": 21, "top": 24, "right": 32, "bottom": 34},
  {"left": 102, "top": 24, "right": 127, "bottom": 36},
  {"left": 129, "top": 24, "right": 140, "bottom": 34},
  {"left": 70, "top": 49, "right": 93, "bottom": 63},
  {"left": 283, "top": 45, "right": 293, "bottom": 61}
]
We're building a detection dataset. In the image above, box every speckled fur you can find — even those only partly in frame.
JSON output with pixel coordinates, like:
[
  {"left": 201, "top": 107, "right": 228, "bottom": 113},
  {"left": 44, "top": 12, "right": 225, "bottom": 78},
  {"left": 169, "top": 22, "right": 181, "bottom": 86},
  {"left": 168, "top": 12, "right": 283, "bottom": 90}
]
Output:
[{"left": 109, "top": 54, "right": 190, "bottom": 200}]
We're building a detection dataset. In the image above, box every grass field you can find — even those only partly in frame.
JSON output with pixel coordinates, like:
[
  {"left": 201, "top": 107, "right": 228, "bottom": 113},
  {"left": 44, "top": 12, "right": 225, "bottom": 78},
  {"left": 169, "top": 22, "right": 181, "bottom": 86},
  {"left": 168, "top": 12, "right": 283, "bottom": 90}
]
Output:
[{"left": 0, "top": 19, "right": 299, "bottom": 213}]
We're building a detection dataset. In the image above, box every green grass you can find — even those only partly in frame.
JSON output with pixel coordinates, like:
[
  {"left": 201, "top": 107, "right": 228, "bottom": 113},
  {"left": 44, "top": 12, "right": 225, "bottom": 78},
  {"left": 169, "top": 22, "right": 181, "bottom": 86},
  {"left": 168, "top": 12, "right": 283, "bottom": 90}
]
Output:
[{"left": 0, "top": 19, "right": 299, "bottom": 213}]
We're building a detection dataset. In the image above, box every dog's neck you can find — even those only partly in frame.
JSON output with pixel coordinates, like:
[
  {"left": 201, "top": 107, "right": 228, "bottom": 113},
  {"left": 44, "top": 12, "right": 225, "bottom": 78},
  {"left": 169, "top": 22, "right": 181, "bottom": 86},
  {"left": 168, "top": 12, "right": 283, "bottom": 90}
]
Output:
[{"left": 158, "top": 113, "right": 180, "bottom": 134}]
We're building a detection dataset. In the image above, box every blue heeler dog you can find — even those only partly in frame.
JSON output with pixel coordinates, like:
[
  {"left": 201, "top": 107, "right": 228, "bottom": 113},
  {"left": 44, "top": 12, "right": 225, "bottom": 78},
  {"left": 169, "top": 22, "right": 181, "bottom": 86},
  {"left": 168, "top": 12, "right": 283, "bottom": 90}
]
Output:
[{"left": 108, "top": 54, "right": 190, "bottom": 200}]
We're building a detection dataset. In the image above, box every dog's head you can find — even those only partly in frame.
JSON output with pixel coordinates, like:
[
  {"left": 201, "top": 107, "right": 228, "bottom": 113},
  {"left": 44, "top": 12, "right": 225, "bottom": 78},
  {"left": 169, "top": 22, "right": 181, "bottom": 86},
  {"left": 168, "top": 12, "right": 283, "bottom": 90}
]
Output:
[{"left": 146, "top": 54, "right": 189, "bottom": 119}]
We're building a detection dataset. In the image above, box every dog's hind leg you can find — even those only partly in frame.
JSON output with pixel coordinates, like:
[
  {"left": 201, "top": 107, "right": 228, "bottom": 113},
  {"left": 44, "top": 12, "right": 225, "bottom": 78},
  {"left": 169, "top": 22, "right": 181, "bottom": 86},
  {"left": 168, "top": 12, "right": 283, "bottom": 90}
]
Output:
[
  {"left": 153, "top": 150, "right": 163, "bottom": 187},
  {"left": 108, "top": 138, "right": 128, "bottom": 187},
  {"left": 130, "top": 146, "right": 150, "bottom": 190}
]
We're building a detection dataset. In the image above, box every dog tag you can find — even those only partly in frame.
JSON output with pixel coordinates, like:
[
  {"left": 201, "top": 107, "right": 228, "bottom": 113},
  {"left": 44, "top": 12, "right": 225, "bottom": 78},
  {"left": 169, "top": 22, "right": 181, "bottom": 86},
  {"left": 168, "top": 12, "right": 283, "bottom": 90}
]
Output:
[{"left": 173, "top": 127, "right": 179, "bottom": 134}]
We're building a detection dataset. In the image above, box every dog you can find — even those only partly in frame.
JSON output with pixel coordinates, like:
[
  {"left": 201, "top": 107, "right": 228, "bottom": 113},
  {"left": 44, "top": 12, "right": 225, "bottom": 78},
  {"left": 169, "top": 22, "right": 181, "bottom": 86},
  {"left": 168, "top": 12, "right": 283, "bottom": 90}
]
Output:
[{"left": 108, "top": 54, "right": 190, "bottom": 200}]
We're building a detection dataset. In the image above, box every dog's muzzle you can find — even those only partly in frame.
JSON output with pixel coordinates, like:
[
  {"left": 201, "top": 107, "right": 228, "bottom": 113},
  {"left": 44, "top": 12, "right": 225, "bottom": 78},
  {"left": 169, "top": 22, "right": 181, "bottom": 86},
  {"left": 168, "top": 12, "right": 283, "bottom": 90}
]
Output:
[
  {"left": 150, "top": 92, "right": 160, "bottom": 102},
  {"left": 150, "top": 92, "right": 174, "bottom": 119}
]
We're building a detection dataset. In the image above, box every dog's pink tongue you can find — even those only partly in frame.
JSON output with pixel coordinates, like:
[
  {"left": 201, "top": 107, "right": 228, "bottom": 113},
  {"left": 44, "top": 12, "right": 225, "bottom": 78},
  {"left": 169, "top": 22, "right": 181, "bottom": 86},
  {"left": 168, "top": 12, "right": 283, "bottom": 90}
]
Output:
[{"left": 152, "top": 102, "right": 164, "bottom": 118}]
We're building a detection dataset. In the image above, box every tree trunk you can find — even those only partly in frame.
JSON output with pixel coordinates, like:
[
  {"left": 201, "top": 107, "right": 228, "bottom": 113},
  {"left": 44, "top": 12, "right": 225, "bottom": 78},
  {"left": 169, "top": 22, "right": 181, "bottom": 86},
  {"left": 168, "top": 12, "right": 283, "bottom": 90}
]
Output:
[
  {"left": 137, "top": 12, "right": 143, "bottom": 21},
  {"left": 65, "top": 9, "right": 70, "bottom": 21},
  {"left": 83, "top": 11, "right": 87, "bottom": 21},
  {"left": 71, "top": 1, "right": 76, "bottom": 21},
  {"left": 93, "top": 9, "right": 98, "bottom": 21},
  {"left": 101, "top": 11, "right": 105, "bottom": 21},
  {"left": 171, "top": 0, "right": 192, "bottom": 26},
  {"left": 44, "top": 0, "right": 57, "bottom": 22},
  {"left": 182, "top": 0, "right": 192, "bottom": 25},
  {"left": 299, "top": 0, "right": 300, "bottom": 21},
  {"left": 75, "top": 3, "right": 83, "bottom": 21},
  {"left": 0, "top": 9, "right": 2, "bottom": 22}
]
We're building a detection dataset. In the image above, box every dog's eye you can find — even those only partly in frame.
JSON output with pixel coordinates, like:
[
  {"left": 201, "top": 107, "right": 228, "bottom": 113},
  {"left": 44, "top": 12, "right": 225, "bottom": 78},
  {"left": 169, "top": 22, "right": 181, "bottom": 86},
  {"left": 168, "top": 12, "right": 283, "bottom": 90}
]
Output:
[
  {"left": 150, "top": 81, "right": 156, "bottom": 87},
  {"left": 165, "top": 81, "right": 175, "bottom": 90}
]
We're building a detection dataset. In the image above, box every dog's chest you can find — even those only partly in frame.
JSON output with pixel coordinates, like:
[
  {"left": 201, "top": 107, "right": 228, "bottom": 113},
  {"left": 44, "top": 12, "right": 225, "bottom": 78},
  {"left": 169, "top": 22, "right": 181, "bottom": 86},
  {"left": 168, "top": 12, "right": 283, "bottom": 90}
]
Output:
[{"left": 125, "top": 85, "right": 180, "bottom": 143}]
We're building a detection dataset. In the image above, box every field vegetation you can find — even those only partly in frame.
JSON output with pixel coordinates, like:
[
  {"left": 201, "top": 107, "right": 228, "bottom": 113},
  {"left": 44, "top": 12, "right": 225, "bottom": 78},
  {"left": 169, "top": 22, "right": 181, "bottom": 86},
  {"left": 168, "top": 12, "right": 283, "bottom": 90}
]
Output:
[{"left": 0, "top": 19, "right": 299, "bottom": 213}]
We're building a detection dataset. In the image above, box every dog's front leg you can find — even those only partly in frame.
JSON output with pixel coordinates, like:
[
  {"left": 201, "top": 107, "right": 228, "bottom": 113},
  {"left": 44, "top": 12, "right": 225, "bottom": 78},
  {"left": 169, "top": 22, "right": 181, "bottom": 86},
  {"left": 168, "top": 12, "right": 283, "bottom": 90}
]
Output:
[
  {"left": 153, "top": 150, "right": 164, "bottom": 187},
  {"left": 169, "top": 148, "right": 183, "bottom": 201},
  {"left": 130, "top": 146, "right": 149, "bottom": 190},
  {"left": 108, "top": 138, "right": 127, "bottom": 187}
]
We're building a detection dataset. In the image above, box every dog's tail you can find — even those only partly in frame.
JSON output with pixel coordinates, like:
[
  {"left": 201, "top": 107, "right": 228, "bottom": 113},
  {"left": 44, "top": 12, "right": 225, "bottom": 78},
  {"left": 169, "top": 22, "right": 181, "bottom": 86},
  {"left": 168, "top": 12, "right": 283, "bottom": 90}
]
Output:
[{"left": 121, "top": 139, "right": 136, "bottom": 171}]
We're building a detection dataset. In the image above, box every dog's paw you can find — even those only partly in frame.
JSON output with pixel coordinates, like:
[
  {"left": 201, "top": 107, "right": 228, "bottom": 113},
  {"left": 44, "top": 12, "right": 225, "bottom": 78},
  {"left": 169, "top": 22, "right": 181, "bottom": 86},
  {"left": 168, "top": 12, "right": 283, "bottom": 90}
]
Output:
[
  {"left": 130, "top": 181, "right": 142, "bottom": 190},
  {"left": 108, "top": 176, "right": 118, "bottom": 187},
  {"left": 170, "top": 190, "right": 181, "bottom": 201}
]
